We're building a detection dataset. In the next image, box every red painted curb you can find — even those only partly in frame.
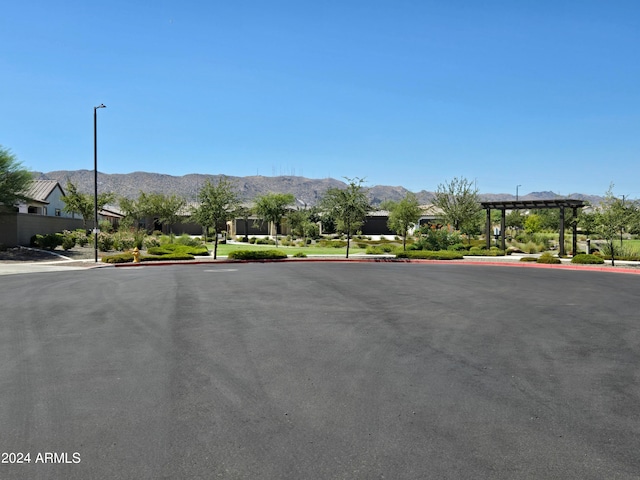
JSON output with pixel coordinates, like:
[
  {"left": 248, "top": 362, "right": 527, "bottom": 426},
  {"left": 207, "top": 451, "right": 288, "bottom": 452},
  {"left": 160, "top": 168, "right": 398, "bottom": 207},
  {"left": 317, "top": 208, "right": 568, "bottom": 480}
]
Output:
[{"left": 110, "top": 257, "right": 640, "bottom": 274}]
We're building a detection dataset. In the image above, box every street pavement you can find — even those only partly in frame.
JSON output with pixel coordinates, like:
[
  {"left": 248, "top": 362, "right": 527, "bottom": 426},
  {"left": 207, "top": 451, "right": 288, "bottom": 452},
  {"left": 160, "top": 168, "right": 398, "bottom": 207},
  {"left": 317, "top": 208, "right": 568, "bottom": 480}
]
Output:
[{"left": 1, "top": 262, "right": 640, "bottom": 479}]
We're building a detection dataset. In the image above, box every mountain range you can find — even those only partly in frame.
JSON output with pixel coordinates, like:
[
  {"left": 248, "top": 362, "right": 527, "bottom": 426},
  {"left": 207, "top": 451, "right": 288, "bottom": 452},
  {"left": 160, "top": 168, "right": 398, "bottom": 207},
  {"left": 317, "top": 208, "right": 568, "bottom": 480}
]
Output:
[{"left": 36, "top": 170, "right": 603, "bottom": 207}]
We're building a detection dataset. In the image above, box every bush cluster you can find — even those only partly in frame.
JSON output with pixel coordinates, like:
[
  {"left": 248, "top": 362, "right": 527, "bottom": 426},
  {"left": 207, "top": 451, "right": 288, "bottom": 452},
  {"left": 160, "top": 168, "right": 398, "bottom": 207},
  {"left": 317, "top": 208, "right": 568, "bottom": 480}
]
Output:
[
  {"left": 318, "top": 239, "right": 348, "bottom": 248},
  {"left": 365, "top": 245, "right": 397, "bottom": 255},
  {"left": 31, "top": 233, "right": 63, "bottom": 250},
  {"left": 466, "top": 247, "right": 505, "bottom": 256},
  {"left": 141, "top": 253, "right": 195, "bottom": 262},
  {"left": 148, "top": 243, "right": 209, "bottom": 256},
  {"left": 519, "top": 256, "right": 538, "bottom": 262},
  {"left": 571, "top": 254, "right": 605, "bottom": 264},
  {"left": 228, "top": 249, "right": 288, "bottom": 260},
  {"left": 410, "top": 229, "right": 461, "bottom": 252},
  {"left": 536, "top": 252, "right": 561, "bottom": 264},
  {"left": 102, "top": 253, "right": 135, "bottom": 263},
  {"left": 396, "top": 250, "right": 464, "bottom": 260}
]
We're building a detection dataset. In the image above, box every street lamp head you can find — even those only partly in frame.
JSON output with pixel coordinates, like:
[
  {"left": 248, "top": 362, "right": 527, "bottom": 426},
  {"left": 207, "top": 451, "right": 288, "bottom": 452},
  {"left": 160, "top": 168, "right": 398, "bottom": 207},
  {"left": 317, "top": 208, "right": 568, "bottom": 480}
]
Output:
[{"left": 95, "top": 104, "right": 106, "bottom": 109}]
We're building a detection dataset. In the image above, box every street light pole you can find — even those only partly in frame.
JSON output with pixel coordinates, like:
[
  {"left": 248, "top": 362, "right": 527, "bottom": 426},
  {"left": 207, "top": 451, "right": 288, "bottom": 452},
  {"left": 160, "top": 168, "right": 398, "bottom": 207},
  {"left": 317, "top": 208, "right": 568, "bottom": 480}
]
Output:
[{"left": 94, "top": 104, "right": 106, "bottom": 263}]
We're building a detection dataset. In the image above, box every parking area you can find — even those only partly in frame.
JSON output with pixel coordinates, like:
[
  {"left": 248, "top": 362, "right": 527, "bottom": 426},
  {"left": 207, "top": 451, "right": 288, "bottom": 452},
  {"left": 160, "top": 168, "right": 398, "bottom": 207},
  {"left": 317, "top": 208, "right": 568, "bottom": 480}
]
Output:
[{"left": 1, "top": 263, "right": 639, "bottom": 479}]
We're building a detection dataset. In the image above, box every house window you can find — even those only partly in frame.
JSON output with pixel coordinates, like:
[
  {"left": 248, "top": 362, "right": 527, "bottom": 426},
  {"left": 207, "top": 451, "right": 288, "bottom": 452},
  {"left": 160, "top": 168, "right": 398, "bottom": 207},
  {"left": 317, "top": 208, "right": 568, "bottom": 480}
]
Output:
[
  {"left": 55, "top": 209, "right": 61, "bottom": 217},
  {"left": 28, "top": 206, "right": 38, "bottom": 214}
]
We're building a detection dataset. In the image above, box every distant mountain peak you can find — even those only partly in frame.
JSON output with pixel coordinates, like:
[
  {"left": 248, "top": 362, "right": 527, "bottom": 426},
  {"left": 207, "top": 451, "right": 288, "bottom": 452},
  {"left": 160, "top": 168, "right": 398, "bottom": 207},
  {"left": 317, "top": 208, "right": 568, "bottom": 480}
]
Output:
[{"left": 36, "top": 170, "right": 602, "bottom": 206}]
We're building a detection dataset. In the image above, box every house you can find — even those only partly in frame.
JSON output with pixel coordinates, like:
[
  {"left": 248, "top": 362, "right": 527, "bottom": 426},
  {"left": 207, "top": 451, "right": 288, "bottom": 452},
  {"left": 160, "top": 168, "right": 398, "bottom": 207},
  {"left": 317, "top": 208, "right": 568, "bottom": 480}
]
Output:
[
  {"left": 359, "top": 204, "right": 444, "bottom": 236},
  {"left": 0, "top": 180, "right": 85, "bottom": 247},
  {"left": 17, "top": 180, "right": 79, "bottom": 218}
]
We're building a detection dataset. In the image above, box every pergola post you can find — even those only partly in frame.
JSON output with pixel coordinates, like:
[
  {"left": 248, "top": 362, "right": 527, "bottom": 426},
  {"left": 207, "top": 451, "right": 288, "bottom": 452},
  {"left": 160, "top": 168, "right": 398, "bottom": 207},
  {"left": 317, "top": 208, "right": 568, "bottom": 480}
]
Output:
[
  {"left": 559, "top": 207, "right": 565, "bottom": 256},
  {"left": 485, "top": 208, "right": 492, "bottom": 249},
  {"left": 500, "top": 209, "right": 506, "bottom": 251},
  {"left": 572, "top": 207, "right": 578, "bottom": 256}
]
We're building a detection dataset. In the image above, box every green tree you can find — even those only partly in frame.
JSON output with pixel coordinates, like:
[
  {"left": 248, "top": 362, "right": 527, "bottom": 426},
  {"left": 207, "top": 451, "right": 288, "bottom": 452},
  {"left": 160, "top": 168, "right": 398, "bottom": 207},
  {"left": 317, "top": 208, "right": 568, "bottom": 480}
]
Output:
[
  {"left": 234, "top": 204, "right": 253, "bottom": 242},
  {"left": 524, "top": 213, "right": 542, "bottom": 234},
  {"left": 433, "top": 177, "right": 482, "bottom": 238},
  {"left": 321, "top": 178, "right": 369, "bottom": 258},
  {"left": 191, "top": 177, "right": 240, "bottom": 258},
  {"left": 626, "top": 200, "right": 640, "bottom": 235},
  {"left": 505, "top": 210, "right": 525, "bottom": 236},
  {"left": 286, "top": 207, "right": 310, "bottom": 238},
  {"left": 254, "top": 192, "right": 295, "bottom": 247},
  {"left": 381, "top": 192, "right": 421, "bottom": 251},
  {"left": 138, "top": 192, "right": 186, "bottom": 239},
  {"left": 62, "top": 181, "right": 115, "bottom": 229},
  {"left": 0, "top": 146, "right": 32, "bottom": 209},
  {"left": 118, "top": 195, "right": 145, "bottom": 231},
  {"left": 594, "top": 185, "right": 628, "bottom": 266}
]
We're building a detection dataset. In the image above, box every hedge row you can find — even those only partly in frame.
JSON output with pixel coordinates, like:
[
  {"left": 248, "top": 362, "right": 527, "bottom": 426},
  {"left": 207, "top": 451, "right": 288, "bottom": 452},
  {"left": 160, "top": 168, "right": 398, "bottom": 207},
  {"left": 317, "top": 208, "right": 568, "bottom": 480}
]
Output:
[
  {"left": 227, "top": 249, "right": 288, "bottom": 260},
  {"left": 147, "top": 244, "right": 209, "bottom": 256},
  {"left": 395, "top": 250, "right": 464, "bottom": 260}
]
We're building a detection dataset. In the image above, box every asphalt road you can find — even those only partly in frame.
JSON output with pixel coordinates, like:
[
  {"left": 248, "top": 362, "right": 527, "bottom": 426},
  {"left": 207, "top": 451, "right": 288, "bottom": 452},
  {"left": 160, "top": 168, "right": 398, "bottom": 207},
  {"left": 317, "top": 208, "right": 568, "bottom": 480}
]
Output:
[{"left": 1, "top": 263, "right": 639, "bottom": 479}]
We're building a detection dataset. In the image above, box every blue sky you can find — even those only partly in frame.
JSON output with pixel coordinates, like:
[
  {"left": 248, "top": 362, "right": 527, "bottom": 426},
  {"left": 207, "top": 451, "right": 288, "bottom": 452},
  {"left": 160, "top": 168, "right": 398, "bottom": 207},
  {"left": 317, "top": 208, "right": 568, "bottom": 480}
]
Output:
[{"left": 2, "top": 1, "right": 639, "bottom": 197}]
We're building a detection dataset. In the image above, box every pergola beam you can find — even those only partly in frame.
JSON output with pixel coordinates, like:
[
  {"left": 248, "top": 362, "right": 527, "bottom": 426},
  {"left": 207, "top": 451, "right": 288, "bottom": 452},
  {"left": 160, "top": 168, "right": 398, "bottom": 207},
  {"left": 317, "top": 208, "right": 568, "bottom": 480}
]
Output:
[{"left": 481, "top": 199, "right": 586, "bottom": 256}]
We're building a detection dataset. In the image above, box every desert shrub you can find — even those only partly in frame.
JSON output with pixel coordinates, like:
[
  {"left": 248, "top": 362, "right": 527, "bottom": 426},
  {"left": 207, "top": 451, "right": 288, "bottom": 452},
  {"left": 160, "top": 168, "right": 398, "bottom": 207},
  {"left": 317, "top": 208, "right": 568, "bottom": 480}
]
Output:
[
  {"left": 73, "top": 230, "right": 89, "bottom": 247},
  {"left": 113, "top": 233, "right": 135, "bottom": 251},
  {"left": 537, "top": 252, "right": 561, "bottom": 264},
  {"left": 448, "top": 243, "right": 470, "bottom": 251},
  {"left": 148, "top": 244, "right": 208, "bottom": 256},
  {"left": 519, "top": 256, "right": 538, "bottom": 262},
  {"left": 356, "top": 242, "right": 367, "bottom": 249},
  {"left": 147, "top": 246, "right": 172, "bottom": 256},
  {"left": 175, "top": 234, "right": 202, "bottom": 247},
  {"left": 571, "top": 254, "right": 605, "bottom": 264},
  {"left": 32, "top": 233, "right": 63, "bottom": 250},
  {"left": 465, "top": 247, "right": 504, "bottom": 256},
  {"left": 256, "top": 237, "right": 275, "bottom": 245},
  {"left": 318, "top": 239, "right": 348, "bottom": 248},
  {"left": 97, "top": 233, "right": 115, "bottom": 251},
  {"left": 365, "top": 245, "right": 397, "bottom": 255},
  {"left": 102, "top": 252, "right": 134, "bottom": 263},
  {"left": 144, "top": 237, "right": 161, "bottom": 249},
  {"left": 520, "top": 241, "right": 543, "bottom": 254},
  {"left": 227, "top": 249, "right": 288, "bottom": 260},
  {"left": 396, "top": 250, "right": 464, "bottom": 260},
  {"left": 293, "top": 251, "right": 307, "bottom": 258},
  {"left": 141, "top": 253, "right": 195, "bottom": 262},
  {"left": 598, "top": 243, "right": 640, "bottom": 261},
  {"left": 411, "top": 229, "right": 461, "bottom": 251},
  {"left": 99, "top": 219, "right": 114, "bottom": 234},
  {"left": 61, "top": 235, "right": 76, "bottom": 251}
]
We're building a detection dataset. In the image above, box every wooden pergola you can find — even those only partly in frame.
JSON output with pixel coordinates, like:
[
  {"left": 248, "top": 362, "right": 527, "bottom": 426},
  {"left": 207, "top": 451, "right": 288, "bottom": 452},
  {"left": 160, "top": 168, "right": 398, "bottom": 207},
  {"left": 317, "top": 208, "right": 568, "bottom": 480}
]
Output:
[{"left": 481, "top": 199, "right": 586, "bottom": 256}]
